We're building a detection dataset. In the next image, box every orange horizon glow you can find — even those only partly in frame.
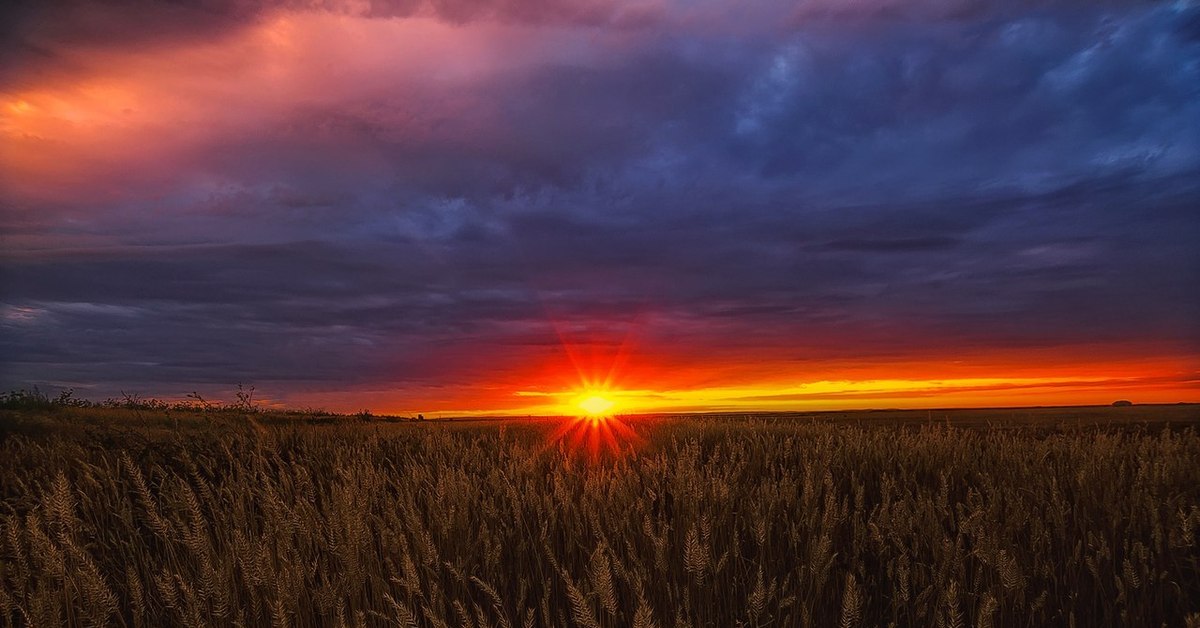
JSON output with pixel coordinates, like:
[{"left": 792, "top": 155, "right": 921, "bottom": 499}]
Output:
[
  {"left": 491, "top": 330, "right": 1199, "bottom": 417},
  {"left": 278, "top": 341, "right": 1199, "bottom": 418}
]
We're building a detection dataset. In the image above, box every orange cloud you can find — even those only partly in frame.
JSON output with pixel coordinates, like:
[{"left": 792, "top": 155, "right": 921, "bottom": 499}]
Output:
[{"left": 1, "top": 10, "right": 622, "bottom": 204}]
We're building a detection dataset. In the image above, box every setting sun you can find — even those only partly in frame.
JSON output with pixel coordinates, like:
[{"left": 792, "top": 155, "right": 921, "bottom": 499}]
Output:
[{"left": 576, "top": 394, "right": 615, "bottom": 417}]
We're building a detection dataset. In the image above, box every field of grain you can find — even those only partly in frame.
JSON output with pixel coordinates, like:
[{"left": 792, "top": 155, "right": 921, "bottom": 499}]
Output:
[{"left": 1, "top": 406, "right": 1198, "bottom": 627}]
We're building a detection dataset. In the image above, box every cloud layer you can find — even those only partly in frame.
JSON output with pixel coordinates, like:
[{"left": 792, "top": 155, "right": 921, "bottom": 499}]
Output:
[{"left": 2, "top": 0, "right": 1198, "bottom": 411}]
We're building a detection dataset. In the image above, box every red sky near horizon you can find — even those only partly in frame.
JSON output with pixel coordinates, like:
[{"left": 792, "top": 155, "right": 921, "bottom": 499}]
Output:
[
  {"left": 1, "top": 1, "right": 1198, "bottom": 415},
  {"left": 297, "top": 332, "right": 1198, "bottom": 416}
]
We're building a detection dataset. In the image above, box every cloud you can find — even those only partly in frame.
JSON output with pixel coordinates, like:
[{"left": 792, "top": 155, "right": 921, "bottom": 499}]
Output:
[{"left": 1, "top": 0, "right": 1197, "bottom": 408}]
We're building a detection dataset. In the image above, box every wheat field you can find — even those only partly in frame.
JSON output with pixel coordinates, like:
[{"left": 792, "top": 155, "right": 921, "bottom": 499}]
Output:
[{"left": 1, "top": 407, "right": 1198, "bottom": 627}]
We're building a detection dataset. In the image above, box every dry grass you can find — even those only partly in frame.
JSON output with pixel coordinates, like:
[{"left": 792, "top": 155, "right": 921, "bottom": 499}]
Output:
[{"left": 1, "top": 409, "right": 1198, "bottom": 626}]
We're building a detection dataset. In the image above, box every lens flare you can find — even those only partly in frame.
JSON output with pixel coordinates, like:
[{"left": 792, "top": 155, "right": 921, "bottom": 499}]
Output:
[
  {"left": 539, "top": 314, "right": 651, "bottom": 458},
  {"left": 542, "top": 388, "right": 647, "bottom": 460},
  {"left": 546, "top": 409, "right": 644, "bottom": 460}
]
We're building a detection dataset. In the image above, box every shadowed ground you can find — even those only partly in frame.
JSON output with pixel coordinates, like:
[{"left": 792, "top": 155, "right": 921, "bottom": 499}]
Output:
[{"left": 1, "top": 404, "right": 1197, "bottom": 626}]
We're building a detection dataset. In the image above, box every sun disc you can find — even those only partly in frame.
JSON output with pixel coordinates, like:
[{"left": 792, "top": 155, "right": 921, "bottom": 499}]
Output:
[{"left": 577, "top": 394, "right": 615, "bottom": 417}]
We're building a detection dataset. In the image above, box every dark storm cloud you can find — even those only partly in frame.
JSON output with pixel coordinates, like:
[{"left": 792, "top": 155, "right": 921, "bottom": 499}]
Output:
[{"left": 1, "top": 0, "right": 1198, "bottom": 404}]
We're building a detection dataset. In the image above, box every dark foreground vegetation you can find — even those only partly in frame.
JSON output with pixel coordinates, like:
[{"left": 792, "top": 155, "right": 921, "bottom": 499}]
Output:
[{"left": 1, "top": 403, "right": 1198, "bottom": 627}]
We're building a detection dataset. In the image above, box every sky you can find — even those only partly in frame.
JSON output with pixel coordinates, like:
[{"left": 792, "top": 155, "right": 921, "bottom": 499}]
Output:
[{"left": 1, "top": 0, "right": 1198, "bottom": 415}]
